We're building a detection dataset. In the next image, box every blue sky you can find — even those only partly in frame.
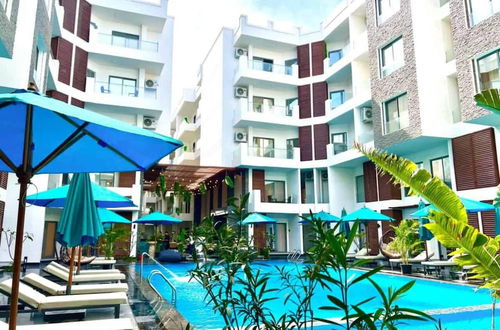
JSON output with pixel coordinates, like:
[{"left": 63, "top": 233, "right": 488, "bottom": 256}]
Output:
[{"left": 169, "top": 0, "right": 343, "bottom": 104}]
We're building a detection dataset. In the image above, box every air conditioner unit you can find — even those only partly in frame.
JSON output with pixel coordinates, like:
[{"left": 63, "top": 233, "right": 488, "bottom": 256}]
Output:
[
  {"left": 333, "top": 142, "right": 348, "bottom": 155},
  {"left": 145, "top": 79, "right": 158, "bottom": 88},
  {"left": 234, "top": 48, "right": 248, "bottom": 58},
  {"left": 361, "top": 107, "right": 373, "bottom": 123},
  {"left": 143, "top": 116, "right": 157, "bottom": 130},
  {"left": 234, "top": 130, "right": 247, "bottom": 143},
  {"left": 234, "top": 86, "right": 248, "bottom": 98}
]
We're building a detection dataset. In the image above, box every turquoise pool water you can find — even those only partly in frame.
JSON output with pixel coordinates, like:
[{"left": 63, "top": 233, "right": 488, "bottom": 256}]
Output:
[{"left": 140, "top": 261, "right": 494, "bottom": 329}]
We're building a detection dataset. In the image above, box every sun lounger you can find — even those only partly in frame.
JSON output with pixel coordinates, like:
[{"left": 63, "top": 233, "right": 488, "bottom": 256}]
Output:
[
  {"left": 421, "top": 255, "right": 458, "bottom": 278},
  {"left": 0, "top": 279, "right": 127, "bottom": 318},
  {"left": 23, "top": 273, "right": 128, "bottom": 295},
  {"left": 49, "top": 262, "right": 120, "bottom": 274},
  {"left": 389, "top": 251, "right": 435, "bottom": 269},
  {"left": 89, "top": 258, "right": 116, "bottom": 267},
  {"left": 347, "top": 248, "right": 368, "bottom": 259},
  {"left": 355, "top": 254, "right": 386, "bottom": 260},
  {"left": 44, "top": 265, "right": 125, "bottom": 283},
  {"left": 0, "top": 318, "right": 134, "bottom": 329}
]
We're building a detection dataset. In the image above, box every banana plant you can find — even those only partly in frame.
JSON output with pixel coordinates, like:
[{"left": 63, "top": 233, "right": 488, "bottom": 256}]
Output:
[{"left": 475, "top": 89, "right": 500, "bottom": 115}]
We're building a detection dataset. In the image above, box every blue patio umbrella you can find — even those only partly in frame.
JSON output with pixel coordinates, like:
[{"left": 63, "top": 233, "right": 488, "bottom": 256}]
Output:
[
  {"left": 56, "top": 173, "right": 103, "bottom": 294},
  {"left": 299, "top": 211, "right": 340, "bottom": 223},
  {"left": 134, "top": 212, "right": 183, "bottom": 225},
  {"left": 242, "top": 213, "right": 277, "bottom": 225},
  {"left": 98, "top": 208, "right": 131, "bottom": 224},
  {"left": 411, "top": 197, "right": 494, "bottom": 217},
  {"left": 26, "top": 182, "right": 135, "bottom": 208},
  {"left": 339, "top": 208, "right": 350, "bottom": 236},
  {"left": 0, "top": 90, "right": 182, "bottom": 326}
]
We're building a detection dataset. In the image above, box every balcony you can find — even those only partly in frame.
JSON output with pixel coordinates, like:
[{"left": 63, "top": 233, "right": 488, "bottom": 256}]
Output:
[
  {"left": 174, "top": 148, "right": 200, "bottom": 165},
  {"left": 234, "top": 56, "right": 299, "bottom": 87},
  {"left": 327, "top": 140, "right": 374, "bottom": 167},
  {"left": 248, "top": 190, "right": 300, "bottom": 214},
  {"left": 174, "top": 120, "right": 200, "bottom": 140},
  {"left": 324, "top": 31, "right": 368, "bottom": 79},
  {"left": 96, "top": 33, "right": 159, "bottom": 52},
  {"left": 233, "top": 143, "right": 299, "bottom": 168},
  {"left": 234, "top": 99, "right": 300, "bottom": 127}
]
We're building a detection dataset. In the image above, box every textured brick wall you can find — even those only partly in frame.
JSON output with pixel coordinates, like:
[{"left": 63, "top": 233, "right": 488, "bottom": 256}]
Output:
[
  {"left": 448, "top": 0, "right": 500, "bottom": 122},
  {"left": 366, "top": 0, "right": 421, "bottom": 149}
]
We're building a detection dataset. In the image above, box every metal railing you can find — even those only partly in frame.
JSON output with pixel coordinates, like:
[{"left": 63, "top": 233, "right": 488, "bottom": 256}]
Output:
[
  {"left": 97, "top": 33, "right": 159, "bottom": 52},
  {"left": 287, "top": 249, "right": 301, "bottom": 263},
  {"left": 250, "top": 60, "right": 293, "bottom": 76},
  {"left": 248, "top": 102, "right": 294, "bottom": 117},
  {"left": 140, "top": 252, "right": 177, "bottom": 306},
  {"left": 93, "top": 81, "right": 158, "bottom": 99}
]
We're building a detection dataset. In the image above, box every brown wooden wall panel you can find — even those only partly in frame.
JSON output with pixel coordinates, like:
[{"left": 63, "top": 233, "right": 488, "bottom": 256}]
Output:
[
  {"left": 363, "top": 161, "right": 378, "bottom": 202},
  {"left": 311, "top": 41, "right": 325, "bottom": 76},
  {"left": 47, "top": 90, "right": 68, "bottom": 103},
  {"left": 253, "top": 224, "right": 267, "bottom": 250},
  {"left": 312, "top": 81, "right": 327, "bottom": 117},
  {"left": 378, "top": 172, "right": 401, "bottom": 201},
  {"left": 298, "top": 85, "right": 311, "bottom": 119},
  {"left": 452, "top": 128, "right": 500, "bottom": 190},
  {"left": 119, "top": 172, "right": 136, "bottom": 187},
  {"left": 72, "top": 46, "right": 88, "bottom": 91},
  {"left": 481, "top": 210, "right": 496, "bottom": 237},
  {"left": 468, "top": 213, "right": 480, "bottom": 230},
  {"left": 380, "top": 210, "right": 402, "bottom": 243},
  {"left": 71, "top": 97, "right": 85, "bottom": 108},
  {"left": 51, "top": 37, "right": 73, "bottom": 85},
  {"left": 366, "top": 222, "right": 379, "bottom": 255},
  {"left": 252, "top": 169, "right": 265, "bottom": 202},
  {"left": 297, "top": 44, "right": 310, "bottom": 78},
  {"left": 60, "top": 0, "right": 76, "bottom": 33},
  {"left": 299, "top": 126, "right": 313, "bottom": 161},
  {"left": 77, "top": 0, "right": 91, "bottom": 41},
  {"left": 0, "top": 172, "right": 7, "bottom": 189},
  {"left": 313, "top": 123, "right": 329, "bottom": 160}
]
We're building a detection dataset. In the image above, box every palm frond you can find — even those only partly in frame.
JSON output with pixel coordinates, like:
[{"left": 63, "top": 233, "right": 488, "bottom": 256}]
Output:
[
  {"left": 355, "top": 144, "right": 467, "bottom": 223},
  {"left": 475, "top": 89, "right": 500, "bottom": 114}
]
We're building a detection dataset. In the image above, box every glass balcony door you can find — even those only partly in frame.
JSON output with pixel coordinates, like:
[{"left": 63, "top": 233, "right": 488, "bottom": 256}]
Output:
[
  {"left": 253, "top": 96, "right": 274, "bottom": 113},
  {"left": 108, "top": 76, "right": 137, "bottom": 97},
  {"left": 253, "top": 137, "right": 275, "bottom": 157},
  {"left": 265, "top": 180, "right": 285, "bottom": 203},
  {"left": 253, "top": 57, "right": 274, "bottom": 72},
  {"left": 111, "top": 31, "right": 140, "bottom": 49}
]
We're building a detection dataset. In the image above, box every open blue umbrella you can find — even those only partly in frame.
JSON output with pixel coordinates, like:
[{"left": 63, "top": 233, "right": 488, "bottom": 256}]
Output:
[
  {"left": 0, "top": 90, "right": 182, "bottom": 326},
  {"left": 242, "top": 213, "right": 277, "bottom": 225},
  {"left": 98, "top": 208, "right": 131, "bottom": 224},
  {"left": 26, "top": 182, "right": 135, "bottom": 208},
  {"left": 342, "top": 207, "right": 394, "bottom": 222},
  {"left": 134, "top": 212, "right": 183, "bottom": 225},
  {"left": 411, "top": 197, "right": 494, "bottom": 217},
  {"left": 299, "top": 211, "right": 340, "bottom": 223}
]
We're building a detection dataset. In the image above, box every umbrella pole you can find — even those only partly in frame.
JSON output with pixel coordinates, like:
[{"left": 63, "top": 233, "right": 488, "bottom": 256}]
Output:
[
  {"left": 8, "top": 177, "right": 29, "bottom": 329},
  {"left": 76, "top": 246, "right": 82, "bottom": 275},
  {"left": 424, "top": 241, "right": 429, "bottom": 260},
  {"left": 66, "top": 248, "right": 76, "bottom": 295}
]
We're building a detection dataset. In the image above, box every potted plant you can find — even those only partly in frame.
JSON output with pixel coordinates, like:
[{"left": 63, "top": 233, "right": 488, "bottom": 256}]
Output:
[
  {"left": 99, "top": 228, "right": 130, "bottom": 259},
  {"left": 388, "top": 220, "right": 422, "bottom": 275}
]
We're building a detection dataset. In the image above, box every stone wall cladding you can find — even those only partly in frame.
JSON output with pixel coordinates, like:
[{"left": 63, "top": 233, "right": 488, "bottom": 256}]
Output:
[
  {"left": 449, "top": 0, "right": 500, "bottom": 122},
  {"left": 0, "top": 0, "right": 20, "bottom": 58},
  {"left": 366, "top": 0, "right": 421, "bottom": 149}
]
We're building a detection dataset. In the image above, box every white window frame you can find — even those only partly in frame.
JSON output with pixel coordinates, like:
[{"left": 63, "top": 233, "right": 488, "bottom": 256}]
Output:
[
  {"left": 380, "top": 37, "right": 404, "bottom": 77},
  {"left": 382, "top": 92, "right": 409, "bottom": 135},
  {"left": 376, "top": 0, "right": 401, "bottom": 25},
  {"left": 475, "top": 48, "right": 500, "bottom": 91},
  {"left": 467, "top": 0, "right": 500, "bottom": 26}
]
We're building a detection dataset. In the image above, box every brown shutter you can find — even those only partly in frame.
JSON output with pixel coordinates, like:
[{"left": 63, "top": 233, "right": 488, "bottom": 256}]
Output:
[
  {"left": 481, "top": 200, "right": 495, "bottom": 237},
  {"left": 312, "top": 81, "right": 327, "bottom": 117},
  {"left": 381, "top": 210, "right": 402, "bottom": 243},
  {"left": 254, "top": 224, "right": 267, "bottom": 250},
  {"left": 0, "top": 172, "right": 7, "bottom": 189},
  {"left": 46, "top": 90, "right": 68, "bottom": 103},
  {"left": 118, "top": 172, "right": 136, "bottom": 187},
  {"left": 51, "top": 37, "right": 73, "bottom": 85},
  {"left": 468, "top": 213, "right": 480, "bottom": 230},
  {"left": 71, "top": 98, "right": 85, "bottom": 108},
  {"left": 60, "top": 0, "right": 76, "bottom": 33},
  {"left": 366, "top": 222, "right": 379, "bottom": 255},
  {"left": 378, "top": 172, "right": 401, "bottom": 200},
  {"left": 452, "top": 128, "right": 499, "bottom": 190},
  {"left": 77, "top": 0, "right": 91, "bottom": 42},
  {"left": 252, "top": 169, "right": 265, "bottom": 202},
  {"left": 299, "top": 126, "right": 313, "bottom": 161},
  {"left": 311, "top": 41, "right": 325, "bottom": 76},
  {"left": 363, "top": 162, "right": 378, "bottom": 202},
  {"left": 297, "top": 44, "right": 310, "bottom": 78},
  {"left": 72, "top": 46, "right": 88, "bottom": 91},
  {"left": 298, "top": 85, "right": 311, "bottom": 119},
  {"left": 313, "top": 123, "right": 329, "bottom": 160}
]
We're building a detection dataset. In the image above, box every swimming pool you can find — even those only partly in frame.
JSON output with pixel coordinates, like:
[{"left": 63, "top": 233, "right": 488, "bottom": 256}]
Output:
[{"left": 140, "top": 260, "right": 495, "bottom": 329}]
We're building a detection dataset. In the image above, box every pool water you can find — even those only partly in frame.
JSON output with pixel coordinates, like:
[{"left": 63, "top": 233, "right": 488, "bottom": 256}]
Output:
[{"left": 140, "top": 260, "right": 494, "bottom": 329}]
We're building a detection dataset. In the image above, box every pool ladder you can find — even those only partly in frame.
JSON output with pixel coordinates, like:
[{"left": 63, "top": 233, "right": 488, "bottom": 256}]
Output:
[
  {"left": 140, "top": 252, "right": 177, "bottom": 306},
  {"left": 287, "top": 249, "right": 302, "bottom": 263}
]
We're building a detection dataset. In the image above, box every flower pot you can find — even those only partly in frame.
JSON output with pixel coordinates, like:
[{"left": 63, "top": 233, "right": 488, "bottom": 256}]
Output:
[{"left": 401, "top": 264, "right": 412, "bottom": 275}]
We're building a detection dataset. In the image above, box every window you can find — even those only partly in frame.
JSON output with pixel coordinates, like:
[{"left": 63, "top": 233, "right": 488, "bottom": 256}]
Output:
[
  {"left": 286, "top": 98, "right": 298, "bottom": 116},
  {"left": 265, "top": 180, "right": 286, "bottom": 203},
  {"left": 468, "top": 0, "right": 500, "bottom": 26},
  {"left": 108, "top": 76, "right": 137, "bottom": 97},
  {"left": 253, "top": 137, "right": 275, "bottom": 157},
  {"left": 355, "top": 175, "right": 365, "bottom": 203},
  {"left": 477, "top": 50, "right": 499, "bottom": 90},
  {"left": 253, "top": 57, "right": 273, "bottom": 72},
  {"left": 431, "top": 156, "right": 451, "bottom": 187},
  {"left": 328, "top": 50, "right": 343, "bottom": 66},
  {"left": 111, "top": 31, "right": 140, "bottom": 49},
  {"left": 33, "top": 41, "right": 47, "bottom": 89},
  {"left": 86, "top": 69, "right": 95, "bottom": 78},
  {"left": 330, "top": 90, "right": 345, "bottom": 108},
  {"left": 286, "top": 138, "right": 298, "bottom": 159},
  {"left": 404, "top": 162, "right": 423, "bottom": 196},
  {"left": 331, "top": 132, "right": 348, "bottom": 154},
  {"left": 377, "top": 0, "right": 400, "bottom": 24},
  {"left": 380, "top": 37, "right": 404, "bottom": 77},
  {"left": 95, "top": 173, "right": 115, "bottom": 187},
  {"left": 383, "top": 93, "right": 409, "bottom": 134},
  {"left": 253, "top": 96, "right": 274, "bottom": 113},
  {"left": 285, "top": 58, "right": 297, "bottom": 75}
]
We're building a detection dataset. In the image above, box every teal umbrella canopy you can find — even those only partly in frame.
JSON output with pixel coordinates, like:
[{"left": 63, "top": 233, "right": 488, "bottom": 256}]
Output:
[
  {"left": 242, "top": 213, "right": 277, "bottom": 225},
  {"left": 56, "top": 173, "right": 104, "bottom": 247},
  {"left": 417, "top": 200, "right": 433, "bottom": 241},
  {"left": 134, "top": 212, "right": 182, "bottom": 225},
  {"left": 98, "top": 208, "right": 131, "bottom": 224},
  {"left": 26, "top": 182, "right": 135, "bottom": 208},
  {"left": 301, "top": 211, "right": 340, "bottom": 223},
  {"left": 411, "top": 197, "right": 494, "bottom": 217},
  {"left": 342, "top": 207, "right": 394, "bottom": 222}
]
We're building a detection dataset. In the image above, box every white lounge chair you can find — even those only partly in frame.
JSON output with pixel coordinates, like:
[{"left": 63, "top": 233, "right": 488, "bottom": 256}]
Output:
[
  {"left": 347, "top": 248, "right": 368, "bottom": 259},
  {"left": 49, "top": 262, "right": 121, "bottom": 274},
  {"left": 44, "top": 265, "right": 125, "bottom": 283},
  {"left": 421, "top": 255, "right": 458, "bottom": 278},
  {"left": 0, "top": 318, "right": 134, "bottom": 329},
  {"left": 389, "top": 251, "right": 435, "bottom": 269},
  {"left": 0, "top": 279, "right": 127, "bottom": 318},
  {"left": 89, "top": 258, "right": 116, "bottom": 267},
  {"left": 23, "top": 273, "right": 128, "bottom": 295}
]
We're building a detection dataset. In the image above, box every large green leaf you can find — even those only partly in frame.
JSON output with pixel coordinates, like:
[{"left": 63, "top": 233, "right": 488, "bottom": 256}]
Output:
[
  {"left": 475, "top": 89, "right": 500, "bottom": 114},
  {"left": 355, "top": 144, "right": 467, "bottom": 223}
]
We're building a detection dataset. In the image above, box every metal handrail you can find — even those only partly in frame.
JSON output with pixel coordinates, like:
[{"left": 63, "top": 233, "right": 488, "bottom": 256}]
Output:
[
  {"left": 147, "top": 269, "right": 176, "bottom": 306},
  {"left": 140, "top": 252, "right": 177, "bottom": 306}
]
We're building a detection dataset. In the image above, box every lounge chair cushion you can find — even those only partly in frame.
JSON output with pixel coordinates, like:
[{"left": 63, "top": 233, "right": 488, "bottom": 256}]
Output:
[
  {"left": 356, "top": 254, "right": 385, "bottom": 260},
  {"left": 45, "top": 265, "right": 125, "bottom": 282},
  {"left": 0, "top": 318, "right": 133, "bottom": 330},
  {"left": 50, "top": 262, "right": 120, "bottom": 274},
  {"left": 23, "top": 274, "right": 61, "bottom": 296},
  {"left": 89, "top": 259, "right": 116, "bottom": 265},
  {"left": 0, "top": 280, "right": 44, "bottom": 308},
  {"left": 390, "top": 251, "right": 435, "bottom": 263}
]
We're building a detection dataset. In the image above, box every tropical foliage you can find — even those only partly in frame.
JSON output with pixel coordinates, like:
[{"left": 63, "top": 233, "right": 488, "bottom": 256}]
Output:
[
  {"left": 387, "top": 219, "right": 421, "bottom": 264},
  {"left": 475, "top": 89, "right": 500, "bottom": 115},
  {"left": 99, "top": 227, "right": 130, "bottom": 258}
]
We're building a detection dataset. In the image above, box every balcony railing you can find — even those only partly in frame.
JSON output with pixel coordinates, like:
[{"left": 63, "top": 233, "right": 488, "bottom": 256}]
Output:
[
  {"left": 250, "top": 60, "right": 293, "bottom": 76},
  {"left": 248, "top": 146, "right": 293, "bottom": 159},
  {"left": 96, "top": 33, "right": 159, "bottom": 52},
  {"left": 93, "top": 81, "right": 158, "bottom": 99},
  {"left": 329, "top": 91, "right": 353, "bottom": 109},
  {"left": 249, "top": 102, "right": 294, "bottom": 117}
]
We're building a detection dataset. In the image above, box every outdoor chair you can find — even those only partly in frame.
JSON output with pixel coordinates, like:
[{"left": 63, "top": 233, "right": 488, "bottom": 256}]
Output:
[
  {"left": 88, "top": 257, "right": 116, "bottom": 269},
  {"left": 0, "top": 318, "right": 134, "bottom": 329},
  {"left": 389, "top": 251, "right": 435, "bottom": 270},
  {"left": 22, "top": 273, "right": 128, "bottom": 296},
  {"left": 347, "top": 248, "right": 368, "bottom": 260},
  {"left": 49, "top": 262, "right": 121, "bottom": 275},
  {"left": 421, "top": 255, "right": 458, "bottom": 279},
  {"left": 0, "top": 279, "right": 127, "bottom": 319},
  {"left": 43, "top": 264, "right": 125, "bottom": 283}
]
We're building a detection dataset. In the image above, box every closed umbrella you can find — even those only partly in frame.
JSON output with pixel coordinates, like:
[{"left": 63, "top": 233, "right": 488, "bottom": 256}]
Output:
[
  {"left": 411, "top": 197, "right": 494, "bottom": 217},
  {"left": 241, "top": 213, "right": 277, "bottom": 225},
  {"left": 56, "top": 173, "right": 103, "bottom": 294},
  {"left": 417, "top": 200, "right": 433, "bottom": 259},
  {"left": 299, "top": 211, "right": 340, "bottom": 223},
  {"left": 98, "top": 208, "right": 131, "bottom": 224},
  {"left": 0, "top": 90, "right": 182, "bottom": 328},
  {"left": 339, "top": 208, "right": 350, "bottom": 236}
]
